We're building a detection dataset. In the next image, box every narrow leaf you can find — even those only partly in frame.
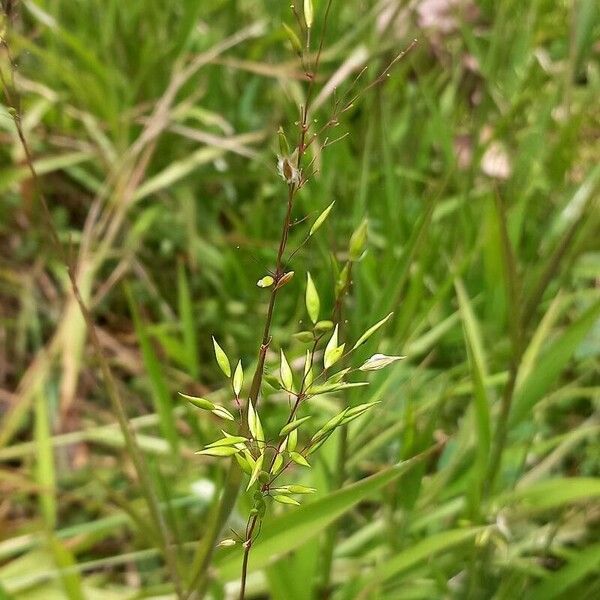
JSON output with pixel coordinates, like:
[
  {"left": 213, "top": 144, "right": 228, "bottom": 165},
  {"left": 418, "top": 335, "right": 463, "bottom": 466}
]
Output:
[
  {"left": 288, "top": 428, "right": 298, "bottom": 452},
  {"left": 278, "top": 485, "right": 316, "bottom": 494},
  {"left": 235, "top": 453, "right": 253, "bottom": 475},
  {"left": 352, "top": 313, "right": 393, "bottom": 350},
  {"left": 233, "top": 360, "right": 243, "bottom": 396},
  {"left": 312, "top": 409, "right": 348, "bottom": 442},
  {"left": 290, "top": 451, "right": 310, "bottom": 467},
  {"left": 324, "top": 325, "right": 342, "bottom": 369},
  {"left": 272, "top": 452, "right": 284, "bottom": 475},
  {"left": 343, "top": 401, "right": 380, "bottom": 420},
  {"left": 305, "top": 273, "right": 320, "bottom": 324},
  {"left": 212, "top": 336, "right": 231, "bottom": 377},
  {"left": 360, "top": 528, "right": 483, "bottom": 592},
  {"left": 211, "top": 406, "right": 235, "bottom": 421},
  {"left": 280, "top": 350, "right": 294, "bottom": 390},
  {"left": 273, "top": 495, "right": 301, "bottom": 506},
  {"left": 179, "top": 393, "right": 214, "bottom": 411},
  {"left": 196, "top": 446, "right": 240, "bottom": 457},
  {"left": 248, "top": 401, "right": 265, "bottom": 449},
  {"left": 528, "top": 541, "right": 600, "bottom": 600},
  {"left": 309, "top": 201, "right": 335, "bottom": 236},
  {"left": 279, "top": 416, "right": 311, "bottom": 437},
  {"left": 455, "top": 277, "right": 491, "bottom": 500},
  {"left": 207, "top": 436, "right": 248, "bottom": 448},
  {"left": 247, "top": 452, "right": 265, "bottom": 490},
  {"left": 511, "top": 299, "right": 600, "bottom": 424}
]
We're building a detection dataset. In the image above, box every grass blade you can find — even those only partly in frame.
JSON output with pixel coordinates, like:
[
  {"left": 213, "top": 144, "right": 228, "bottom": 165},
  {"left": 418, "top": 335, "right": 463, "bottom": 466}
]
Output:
[{"left": 126, "top": 284, "right": 180, "bottom": 456}]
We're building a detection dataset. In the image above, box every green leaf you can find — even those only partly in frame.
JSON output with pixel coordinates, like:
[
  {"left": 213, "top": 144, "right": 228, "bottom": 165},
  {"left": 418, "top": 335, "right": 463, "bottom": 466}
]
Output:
[
  {"left": 324, "top": 326, "right": 344, "bottom": 369},
  {"left": 127, "top": 288, "right": 179, "bottom": 455},
  {"left": 212, "top": 336, "right": 231, "bottom": 378},
  {"left": 312, "top": 409, "right": 348, "bottom": 443},
  {"left": 247, "top": 452, "right": 265, "bottom": 490},
  {"left": 35, "top": 389, "right": 56, "bottom": 529},
  {"left": 196, "top": 446, "right": 240, "bottom": 457},
  {"left": 248, "top": 401, "right": 264, "bottom": 449},
  {"left": 288, "top": 427, "right": 298, "bottom": 452},
  {"left": 305, "top": 273, "right": 320, "bottom": 324},
  {"left": 511, "top": 299, "right": 600, "bottom": 425},
  {"left": 309, "top": 201, "right": 335, "bottom": 236},
  {"left": 134, "top": 147, "right": 223, "bottom": 201},
  {"left": 181, "top": 393, "right": 235, "bottom": 420},
  {"left": 242, "top": 449, "right": 257, "bottom": 470},
  {"left": 207, "top": 436, "right": 247, "bottom": 448},
  {"left": 178, "top": 263, "right": 200, "bottom": 379},
  {"left": 528, "top": 541, "right": 600, "bottom": 600},
  {"left": 215, "top": 450, "right": 435, "bottom": 579},
  {"left": 211, "top": 406, "right": 235, "bottom": 421},
  {"left": 233, "top": 360, "right": 243, "bottom": 396},
  {"left": 352, "top": 313, "right": 393, "bottom": 350},
  {"left": 359, "top": 528, "right": 483, "bottom": 593},
  {"left": 303, "top": 349, "right": 313, "bottom": 387},
  {"left": 275, "top": 485, "right": 316, "bottom": 495},
  {"left": 280, "top": 350, "right": 294, "bottom": 390},
  {"left": 495, "top": 477, "right": 600, "bottom": 512},
  {"left": 179, "top": 393, "right": 214, "bottom": 411},
  {"left": 272, "top": 452, "right": 284, "bottom": 475},
  {"left": 289, "top": 451, "right": 310, "bottom": 467},
  {"left": 235, "top": 453, "right": 253, "bottom": 475},
  {"left": 455, "top": 278, "right": 491, "bottom": 500},
  {"left": 308, "top": 381, "right": 368, "bottom": 396},
  {"left": 279, "top": 416, "right": 312, "bottom": 437},
  {"left": 278, "top": 125, "right": 291, "bottom": 155},
  {"left": 342, "top": 401, "right": 380, "bottom": 423},
  {"left": 47, "top": 535, "right": 86, "bottom": 600},
  {"left": 349, "top": 218, "right": 368, "bottom": 261},
  {"left": 293, "top": 331, "right": 314, "bottom": 343},
  {"left": 273, "top": 494, "right": 301, "bottom": 506},
  {"left": 315, "top": 320, "right": 334, "bottom": 332}
]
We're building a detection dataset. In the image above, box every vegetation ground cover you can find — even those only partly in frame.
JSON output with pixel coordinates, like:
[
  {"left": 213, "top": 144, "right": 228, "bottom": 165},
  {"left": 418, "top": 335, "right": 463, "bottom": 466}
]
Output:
[{"left": 0, "top": 1, "right": 599, "bottom": 598}]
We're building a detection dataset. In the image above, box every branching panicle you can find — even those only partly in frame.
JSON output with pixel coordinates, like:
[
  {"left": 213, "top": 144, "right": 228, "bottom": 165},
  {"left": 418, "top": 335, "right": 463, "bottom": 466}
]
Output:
[{"left": 178, "top": 4, "right": 414, "bottom": 598}]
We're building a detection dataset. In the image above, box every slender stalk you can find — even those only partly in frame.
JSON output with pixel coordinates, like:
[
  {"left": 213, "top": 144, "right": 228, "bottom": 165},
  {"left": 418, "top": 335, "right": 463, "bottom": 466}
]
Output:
[
  {"left": 485, "top": 363, "right": 518, "bottom": 493},
  {"left": 185, "top": 188, "right": 297, "bottom": 598},
  {"left": 0, "top": 26, "right": 184, "bottom": 598},
  {"left": 238, "top": 515, "right": 258, "bottom": 600},
  {"left": 248, "top": 188, "right": 295, "bottom": 412},
  {"left": 484, "top": 194, "right": 522, "bottom": 493},
  {"left": 206, "top": 6, "right": 338, "bottom": 594}
]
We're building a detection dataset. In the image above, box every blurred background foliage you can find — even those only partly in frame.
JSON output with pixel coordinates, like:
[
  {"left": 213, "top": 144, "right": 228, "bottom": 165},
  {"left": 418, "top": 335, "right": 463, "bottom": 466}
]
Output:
[{"left": 0, "top": 0, "right": 599, "bottom": 598}]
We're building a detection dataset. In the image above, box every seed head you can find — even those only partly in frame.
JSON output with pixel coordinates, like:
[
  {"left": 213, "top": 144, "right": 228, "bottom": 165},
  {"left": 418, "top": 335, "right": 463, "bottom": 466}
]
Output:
[{"left": 277, "top": 149, "right": 301, "bottom": 186}]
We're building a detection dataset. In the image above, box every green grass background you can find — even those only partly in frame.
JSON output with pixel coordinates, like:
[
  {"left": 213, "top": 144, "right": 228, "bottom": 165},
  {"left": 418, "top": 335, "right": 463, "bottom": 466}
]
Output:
[{"left": 0, "top": 0, "right": 599, "bottom": 598}]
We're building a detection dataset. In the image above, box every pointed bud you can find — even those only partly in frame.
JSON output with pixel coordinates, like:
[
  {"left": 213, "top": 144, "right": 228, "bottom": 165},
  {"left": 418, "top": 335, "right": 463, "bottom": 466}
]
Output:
[{"left": 349, "top": 219, "right": 368, "bottom": 261}]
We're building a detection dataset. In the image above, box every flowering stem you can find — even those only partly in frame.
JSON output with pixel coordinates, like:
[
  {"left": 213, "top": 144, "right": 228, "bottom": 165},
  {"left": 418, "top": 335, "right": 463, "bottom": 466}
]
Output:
[{"left": 187, "top": 185, "right": 298, "bottom": 598}]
